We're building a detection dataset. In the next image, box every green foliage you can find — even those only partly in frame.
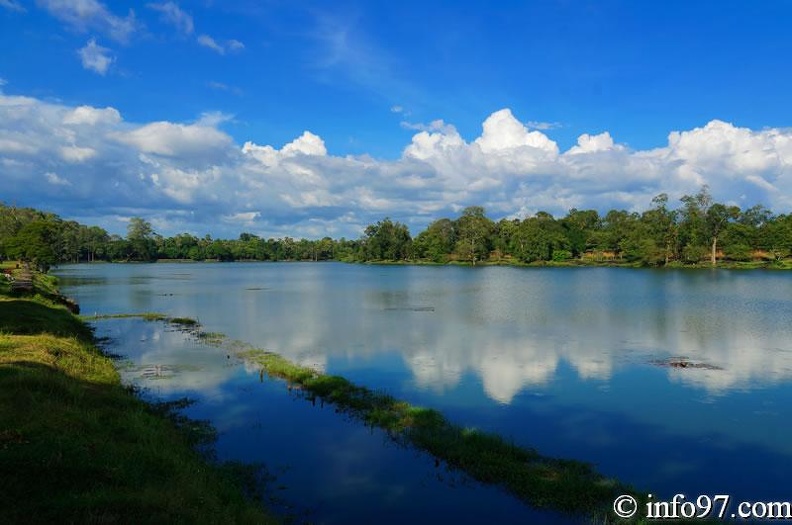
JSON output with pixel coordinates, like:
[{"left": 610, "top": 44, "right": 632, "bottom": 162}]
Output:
[
  {"left": 4, "top": 220, "right": 58, "bottom": 271},
  {"left": 414, "top": 218, "right": 456, "bottom": 262},
  {"left": 454, "top": 206, "right": 494, "bottom": 264},
  {"left": 360, "top": 217, "right": 412, "bottom": 261},
  {"left": 512, "top": 212, "right": 566, "bottom": 262},
  {"left": 3, "top": 188, "right": 792, "bottom": 269}
]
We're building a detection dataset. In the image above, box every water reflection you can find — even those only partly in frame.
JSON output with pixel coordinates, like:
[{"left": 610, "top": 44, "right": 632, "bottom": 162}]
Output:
[
  {"left": 91, "top": 317, "right": 577, "bottom": 524},
  {"left": 58, "top": 264, "right": 792, "bottom": 398}
]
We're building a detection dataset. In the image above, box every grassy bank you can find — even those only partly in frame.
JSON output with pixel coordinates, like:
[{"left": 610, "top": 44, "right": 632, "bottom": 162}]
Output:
[{"left": 0, "top": 266, "right": 276, "bottom": 524}]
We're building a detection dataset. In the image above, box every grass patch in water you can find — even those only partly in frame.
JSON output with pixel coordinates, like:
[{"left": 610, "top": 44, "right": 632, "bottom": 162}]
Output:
[
  {"left": 240, "top": 349, "right": 634, "bottom": 519},
  {"left": 83, "top": 312, "right": 169, "bottom": 322},
  {"left": 170, "top": 317, "right": 199, "bottom": 326}
]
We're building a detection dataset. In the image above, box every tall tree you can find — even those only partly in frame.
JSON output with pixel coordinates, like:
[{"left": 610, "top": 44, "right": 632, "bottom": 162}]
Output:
[
  {"left": 454, "top": 206, "right": 493, "bottom": 265},
  {"left": 362, "top": 218, "right": 412, "bottom": 261},
  {"left": 5, "top": 219, "right": 58, "bottom": 271},
  {"left": 679, "top": 186, "right": 739, "bottom": 266},
  {"left": 641, "top": 194, "right": 678, "bottom": 265},
  {"left": 126, "top": 217, "right": 156, "bottom": 261},
  {"left": 512, "top": 212, "right": 566, "bottom": 262},
  {"left": 561, "top": 209, "right": 600, "bottom": 257},
  {"left": 414, "top": 218, "right": 456, "bottom": 262}
]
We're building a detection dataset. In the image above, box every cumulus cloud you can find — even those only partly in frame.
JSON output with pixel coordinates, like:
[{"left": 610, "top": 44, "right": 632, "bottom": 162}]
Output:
[
  {"left": 37, "top": 0, "right": 137, "bottom": 42},
  {"left": 112, "top": 121, "right": 233, "bottom": 158},
  {"left": 474, "top": 109, "right": 560, "bottom": 155},
  {"left": 197, "top": 34, "right": 244, "bottom": 55},
  {"left": 566, "top": 131, "right": 623, "bottom": 155},
  {"left": 147, "top": 1, "right": 193, "bottom": 35},
  {"left": 2, "top": 91, "right": 792, "bottom": 239},
  {"left": 78, "top": 38, "right": 114, "bottom": 75},
  {"left": 63, "top": 105, "right": 121, "bottom": 126},
  {"left": 242, "top": 131, "right": 327, "bottom": 166}
]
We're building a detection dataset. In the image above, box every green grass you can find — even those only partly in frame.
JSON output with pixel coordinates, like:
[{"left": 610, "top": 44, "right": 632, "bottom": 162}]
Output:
[
  {"left": 82, "top": 312, "right": 169, "bottom": 322},
  {"left": 0, "top": 287, "right": 277, "bottom": 524},
  {"left": 239, "top": 349, "right": 634, "bottom": 519}
]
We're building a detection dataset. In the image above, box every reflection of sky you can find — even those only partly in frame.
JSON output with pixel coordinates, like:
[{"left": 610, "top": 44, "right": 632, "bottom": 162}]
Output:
[
  {"left": 94, "top": 319, "right": 238, "bottom": 401},
  {"left": 92, "top": 317, "right": 574, "bottom": 524},
  {"left": 58, "top": 263, "right": 792, "bottom": 505}
]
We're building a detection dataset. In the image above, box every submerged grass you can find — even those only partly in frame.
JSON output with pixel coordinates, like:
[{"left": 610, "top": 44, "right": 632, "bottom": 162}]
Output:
[
  {"left": 239, "top": 349, "right": 634, "bottom": 519},
  {"left": 82, "top": 312, "right": 169, "bottom": 322},
  {"left": 0, "top": 278, "right": 277, "bottom": 524}
]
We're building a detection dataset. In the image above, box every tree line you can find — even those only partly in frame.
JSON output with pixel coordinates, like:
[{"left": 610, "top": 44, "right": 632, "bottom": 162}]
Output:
[{"left": 2, "top": 187, "right": 792, "bottom": 271}]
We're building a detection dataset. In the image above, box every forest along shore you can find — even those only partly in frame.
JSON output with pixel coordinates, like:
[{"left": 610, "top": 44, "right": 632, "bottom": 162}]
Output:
[{"left": 0, "top": 263, "right": 277, "bottom": 525}]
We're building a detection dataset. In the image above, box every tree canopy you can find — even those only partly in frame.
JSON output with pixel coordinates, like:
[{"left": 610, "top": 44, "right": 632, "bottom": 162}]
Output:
[{"left": 2, "top": 188, "right": 792, "bottom": 270}]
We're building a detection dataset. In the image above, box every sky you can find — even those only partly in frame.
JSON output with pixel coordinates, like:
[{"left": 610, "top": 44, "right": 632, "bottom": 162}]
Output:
[{"left": 2, "top": 0, "right": 792, "bottom": 239}]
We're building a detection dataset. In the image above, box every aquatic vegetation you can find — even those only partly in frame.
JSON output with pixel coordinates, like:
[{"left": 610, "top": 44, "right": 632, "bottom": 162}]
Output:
[
  {"left": 84, "top": 312, "right": 169, "bottom": 322},
  {"left": 170, "top": 317, "right": 199, "bottom": 326}
]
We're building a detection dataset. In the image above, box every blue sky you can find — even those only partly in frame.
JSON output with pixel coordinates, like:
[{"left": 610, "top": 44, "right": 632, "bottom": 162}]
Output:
[{"left": 2, "top": 1, "right": 792, "bottom": 239}]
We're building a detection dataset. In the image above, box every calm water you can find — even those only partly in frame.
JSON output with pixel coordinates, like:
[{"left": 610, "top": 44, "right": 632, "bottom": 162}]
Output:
[{"left": 55, "top": 263, "right": 792, "bottom": 523}]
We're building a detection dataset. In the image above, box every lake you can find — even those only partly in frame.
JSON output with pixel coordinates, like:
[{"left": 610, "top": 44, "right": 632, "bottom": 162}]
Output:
[{"left": 55, "top": 263, "right": 792, "bottom": 523}]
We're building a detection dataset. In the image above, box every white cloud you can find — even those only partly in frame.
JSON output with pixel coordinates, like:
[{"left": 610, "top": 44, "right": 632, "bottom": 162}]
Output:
[
  {"left": 227, "top": 39, "right": 244, "bottom": 51},
  {"left": 147, "top": 1, "right": 193, "bottom": 35},
  {"left": 197, "top": 34, "right": 244, "bottom": 55},
  {"left": 112, "top": 121, "right": 233, "bottom": 157},
  {"left": 0, "top": 138, "right": 37, "bottom": 155},
  {"left": 78, "top": 38, "right": 114, "bottom": 75},
  {"left": 45, "top": 171, "right": 71, "bottom": 185},
  {"left": 242, "top": 131, "right": 327, "bottom": 167},
  {"left": 60, "top": 144, "right": 97, "bottom": 162},
  {"left": 0, "top": 0, "right": 25, "bottom": 12},
  {"left": 37, "top": 0, "right": 137, "bottom": 42},
  {"left": 2, "top": 91, "right": 792, "bottom": 239},
  {"left": 474, "top": 108, "right": 559, "bottom": 155},
  {"left": 63, "top": 105, "right": 121, "bottom": 125},
  {"left": 567, "top": 131, "right": 622, "bottom": 155}
]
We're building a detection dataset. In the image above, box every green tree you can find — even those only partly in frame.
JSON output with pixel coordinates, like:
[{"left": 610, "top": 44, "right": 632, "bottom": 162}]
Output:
[
  {"left": 414, "top": 218, "right": 456, "bottom": 262},
  {"left": 598, "top": 210, "right": 640, "bottom": 258},
  {"left": 641, "top": 194, "right": 678, "bottom": 265},
  {"left": 561, "top": 209, "right": 600, "bottom": 257},
  {"left": 5, "top": 219, "right": 58, "bottom": 271},
  {"left": 512, "top": 212, "right": 566, "bottom": 262},
  {"left": 362, "top": 218, "right": 412, "bottom": 261},
  {"left": 126, "top": 217, "right": 156, "bottom": 261},
  {"left": 454, "top": 206, "right": 494, "bottom": 265}
]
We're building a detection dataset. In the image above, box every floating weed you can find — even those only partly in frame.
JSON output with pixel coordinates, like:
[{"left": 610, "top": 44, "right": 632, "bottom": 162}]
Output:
[
  {"left": 83, "top": 312, "right": 168, "bottom": 322},
  {"left": 169, "top": 317, "right": 199, "bottom": 326},
  {"left": 196, "top": 331, "right": 225, "bottom": 345}
]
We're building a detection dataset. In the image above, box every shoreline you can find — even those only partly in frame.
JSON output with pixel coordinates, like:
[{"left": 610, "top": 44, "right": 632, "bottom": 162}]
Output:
[
  {"left": 57, "top": 257, "right": 792, "bottom": 270},
  {"left": 0, "top": 264, "right": 278, "bottom": 524}
]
